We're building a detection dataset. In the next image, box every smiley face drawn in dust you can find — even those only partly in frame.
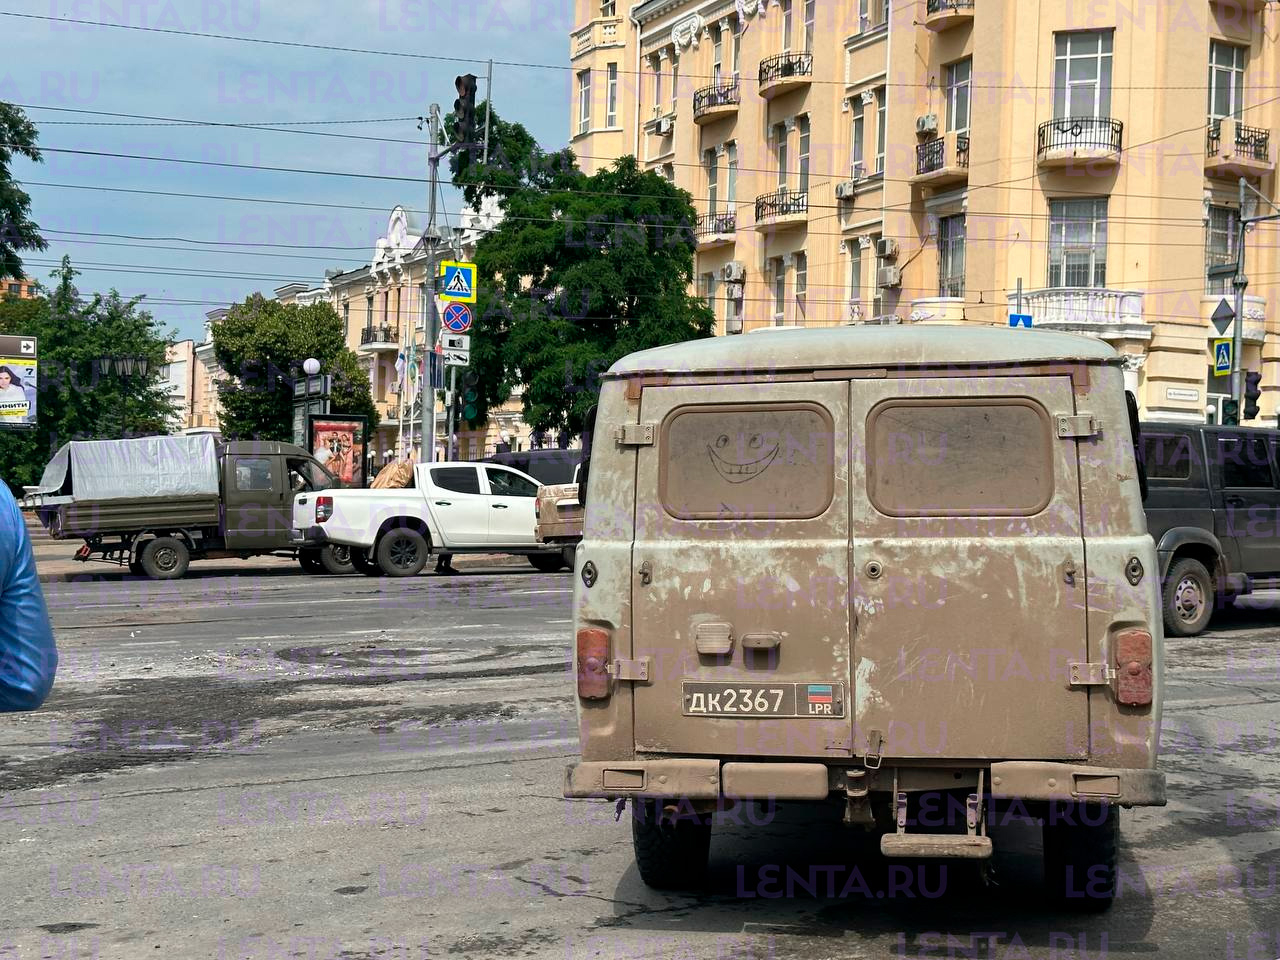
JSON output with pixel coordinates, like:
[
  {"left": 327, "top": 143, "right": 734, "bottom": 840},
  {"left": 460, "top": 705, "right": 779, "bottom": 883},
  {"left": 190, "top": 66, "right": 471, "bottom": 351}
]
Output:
[{"left": 707, "top": 431, "right": 780, "bottom": 483}]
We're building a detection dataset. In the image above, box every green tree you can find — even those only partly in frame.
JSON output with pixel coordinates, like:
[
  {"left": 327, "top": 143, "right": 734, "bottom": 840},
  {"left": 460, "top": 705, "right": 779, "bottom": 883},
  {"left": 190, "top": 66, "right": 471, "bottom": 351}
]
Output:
[
  {"left": 0, "top": 258, "right": 177, "bottom": 493},
  {"left": 211, "top": 294, "right": 377, "bottom": 442},
  {"left": 0, "top": 101, "right": 47, "bottom": 281},
  {"left": 444, "top": 102, "right": 578, "bottom": 210}
]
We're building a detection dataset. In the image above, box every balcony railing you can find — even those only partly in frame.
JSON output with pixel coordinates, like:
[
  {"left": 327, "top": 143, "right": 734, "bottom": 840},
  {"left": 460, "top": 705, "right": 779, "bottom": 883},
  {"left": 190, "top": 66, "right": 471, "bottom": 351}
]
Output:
[
  {"left": 755, "top": 188, "right": 808, "bottom": 223},
  {"left": 695, "top": 211, "right": 737, "bottom": 238},
  {"left": 1011, "top": 288, "right": 1146, "bottom": 333},
  {"left": 915, "top": 134, "right": 970, "bottom": 175},
  {"left": 927, "top": 0, "right": 974, "bottom": 11},
  {"left": 693, "top": 81, "right": 740, "bottom": 119},
  {"left": 1036, "top": 116, "right": 1123, "bottom": 159},
  {"left": 758, "top": 52, "right": 813, "bottom": 86},
  {"left": 360, "top": 324, "right": 399, "bottom": 346},
  {"left": 1208, "top": 119, "right": 1270, "bottom": 161}
]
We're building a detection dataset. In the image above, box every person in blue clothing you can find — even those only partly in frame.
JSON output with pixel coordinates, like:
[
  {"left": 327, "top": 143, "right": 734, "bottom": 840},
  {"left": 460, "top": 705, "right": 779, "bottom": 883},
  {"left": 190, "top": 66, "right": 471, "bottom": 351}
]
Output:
[{"left": 0, "top": 482, "right": 57, "bottom": 710}]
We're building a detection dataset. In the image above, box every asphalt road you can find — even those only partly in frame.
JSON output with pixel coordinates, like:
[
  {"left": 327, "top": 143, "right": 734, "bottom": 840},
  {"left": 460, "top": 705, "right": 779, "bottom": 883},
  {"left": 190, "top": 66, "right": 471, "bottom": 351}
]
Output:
[{"left": 1, "top": 568, "right": 1277, "bottom": 959}]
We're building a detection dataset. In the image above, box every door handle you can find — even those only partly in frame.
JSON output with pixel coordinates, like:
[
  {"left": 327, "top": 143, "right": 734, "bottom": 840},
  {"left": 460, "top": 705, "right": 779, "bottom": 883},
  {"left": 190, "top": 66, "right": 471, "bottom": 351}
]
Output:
[
  {"left": 493, "top": 504, "right": 509, "bottom": 509},
  {"left": 435, "top": 500, "right": 452, "bottom": 506},
  {"left": 1225, "top": 495, "right": 1246, "bottom": 506}
]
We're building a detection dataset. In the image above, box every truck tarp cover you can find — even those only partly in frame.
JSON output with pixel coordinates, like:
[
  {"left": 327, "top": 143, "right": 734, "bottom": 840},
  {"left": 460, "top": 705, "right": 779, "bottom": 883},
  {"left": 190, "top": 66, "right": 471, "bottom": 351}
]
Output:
[{"left": 32, "top": 434, "right": 220, "bottom": 501}]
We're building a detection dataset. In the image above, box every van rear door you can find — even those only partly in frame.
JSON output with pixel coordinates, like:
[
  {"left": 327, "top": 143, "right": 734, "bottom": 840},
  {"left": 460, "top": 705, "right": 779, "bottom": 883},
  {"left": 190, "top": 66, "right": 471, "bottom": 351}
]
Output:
[
  {"left": 630, "top": 381, "right": 853, "bottom": 759},
  {"left": 849, "top": 375, "right": 1089, "bottom": 761}
]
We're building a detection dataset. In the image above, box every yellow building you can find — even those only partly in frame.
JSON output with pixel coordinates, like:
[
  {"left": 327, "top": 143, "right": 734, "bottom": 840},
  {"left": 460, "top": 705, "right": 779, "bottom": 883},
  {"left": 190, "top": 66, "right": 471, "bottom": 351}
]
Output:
[{"left": 569, "top": 0, "right": 1280, "bottom": 423}]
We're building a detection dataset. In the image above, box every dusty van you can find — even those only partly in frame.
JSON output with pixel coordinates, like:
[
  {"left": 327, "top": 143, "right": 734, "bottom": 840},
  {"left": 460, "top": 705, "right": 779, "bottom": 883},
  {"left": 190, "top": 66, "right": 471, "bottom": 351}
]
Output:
[{"left": 564, "top": 326, "right": 1164, "bottom": 909}]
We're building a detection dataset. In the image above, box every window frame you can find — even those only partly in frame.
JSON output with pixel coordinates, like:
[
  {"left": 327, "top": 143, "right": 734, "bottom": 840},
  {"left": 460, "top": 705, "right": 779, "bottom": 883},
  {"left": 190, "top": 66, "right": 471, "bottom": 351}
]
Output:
[
  {"left": 875, "top": 87, "right": 887, "bottom": 174},
  {"left": 577, "top": 69, "right": 591, "bottom": 135},
  {"left": 725, "top": 142, "right": 738, "bottom": 205},
  {"left": 850, "top": 98, "right": 865, "bottom": 178},
  {"left": 431, "top": 466, "right": 482, "bottom": 495},
  {"left": 775, "top": 122, "right": 789, "bottom": 190},
  {"left": 1053, "top": 30, "right": 1113, "bottom": 119},
  {"left": 1217, "top": 434, "right": 1276, "bottom": 489},
  {"left": 772, "top": 257, "right": 786, "bottom": 324},
  {"left": 938, "top": 214, "right": 966, "bottom": 298},
  {"left": 485, "top": 466, "right": 538, "bottom": 498},
  {"left": 606, "top": 62, "right": 618, "bottom": 127},
  {"left": 705, "top": 148, "right": 718, "bottom": 215},
  {"left": 795, "top": 251, "right": 808, "bottom": 315},
  {"left": 1208, "top": 40, "right": 1246, "bottom": 122},
  {"left": 946, "top": 58, "right": 972, "bottom": 134},
  {"left": 797, "top": 115, "right": 810, "bottom": 194},
  {"left": 1048, "top": 198, "right": 1108, "bottom": 289},
  {"left": 1206, "top": 204, "right": 1239, "bottom": 296}
]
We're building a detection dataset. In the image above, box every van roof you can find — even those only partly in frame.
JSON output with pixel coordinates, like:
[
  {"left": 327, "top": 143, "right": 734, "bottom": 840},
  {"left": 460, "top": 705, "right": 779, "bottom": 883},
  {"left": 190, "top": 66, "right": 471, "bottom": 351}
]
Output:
[{"left": 605, "top": 326, "right": 1119, "bottom": 378}]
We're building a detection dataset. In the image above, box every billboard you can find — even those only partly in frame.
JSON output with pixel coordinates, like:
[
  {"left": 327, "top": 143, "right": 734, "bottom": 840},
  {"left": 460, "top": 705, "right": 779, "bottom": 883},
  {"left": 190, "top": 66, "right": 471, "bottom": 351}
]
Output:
[
  {"left": 0, "top": 335, "right": 37, "bottom": 429},
  {"left": 308, "top": 414, "right": 367, "bottom": 488}
]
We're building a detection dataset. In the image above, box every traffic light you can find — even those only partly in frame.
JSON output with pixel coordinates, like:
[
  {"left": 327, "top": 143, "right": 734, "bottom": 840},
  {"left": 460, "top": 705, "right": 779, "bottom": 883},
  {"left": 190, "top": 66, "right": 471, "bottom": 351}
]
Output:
[
  {"left": 1244, "top": 370, "right": 1262, "bottom": 421},
  {"left": 1223, "top": 397, "right": 1240, "bottom": 426},
  {"left": 453, "top": 74, "right": 477, "bottom": 147},
  {"left": 461, "top": 369, "right": 480, "bottom": 422}
]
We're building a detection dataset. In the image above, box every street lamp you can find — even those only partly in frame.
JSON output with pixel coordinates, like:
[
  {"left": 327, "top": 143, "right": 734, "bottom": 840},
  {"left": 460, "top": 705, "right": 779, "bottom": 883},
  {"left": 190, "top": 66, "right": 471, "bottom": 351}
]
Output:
[{"left": 99, "top": 354, "right": 151, "bottom": 437}]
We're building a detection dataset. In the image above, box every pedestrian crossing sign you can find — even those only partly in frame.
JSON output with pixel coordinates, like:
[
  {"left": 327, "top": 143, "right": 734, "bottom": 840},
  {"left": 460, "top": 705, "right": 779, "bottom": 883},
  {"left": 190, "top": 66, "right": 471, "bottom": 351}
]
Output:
[
  {"left": 1214, "top": 339, "right": 1233, "bottom": 375},
  {"left": 439, "top": 260, "right": 477, "bottom": 303}
]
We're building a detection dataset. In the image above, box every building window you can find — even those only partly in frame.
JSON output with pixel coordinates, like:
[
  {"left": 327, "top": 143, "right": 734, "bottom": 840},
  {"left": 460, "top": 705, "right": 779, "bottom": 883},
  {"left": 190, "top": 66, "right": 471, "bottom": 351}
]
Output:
[
  {"left": 946, "top": 59, "right": 972, "bottom": 134},
  {"left": 797, "top": 116, "right": 810, "bottom": 194},
  {"left": 732, "top": 20, "right": 741, "bottom": 77},
  {"left": 671, "top": 57, "right": 679, "bottom": 112},
  {"left": 881, "top": 0, "right": 890, "bottom": 25},
  {"left": 606, "top": 63, "right": 618, "bottom": 126},
  {"left": 775, "top": 123, "right": 789, "bottom": 190},
  {"left": 700, "top": 272, "right": 717, "bottom": 312},
  {"left": 705, "top": 148, "right": 718, "bottom": 215},
  {"left": 712, "top": 26, "right": 723, "bottom": 81},
  {"left": 938, "top": 214, "right": 966, "bottom": 297},
  {"left": 654, "top": 60, "right": 663, "bottom": 111},
  {"left": 772, "top": 258, "right": 786, "bottom": 324},
  {"left": 872, "top": 233, "right": 885, "bottom": 319},
  {"left": 5, "top": 283, "right": 18, "bottom": 295},
  {"left": 342, "top": 300, "right": 350, "bottom": 338},
  {"left": 1206, "top": 205, "right": 1239, "bottom": 295},
  {"left": 850, "top": 99, "right": 865, "bottom": 178},
  {"left": 726, "top": 142, "right": 737, "bottom": 205},
  {"left": 804, "top": 0, "right": 815, "bottom": 52},
  {"left": 781, "top": 0, "right": 793, "bottom": 52},
  {"left": 795, "top": 251, "right": 807, "bottom": 316},
  {"left": 1053, "top": 31, "right": 1113, "bottom": 119},
  {"left": 1048, "top": 199, "right": 1108, "bottom": 288},
  {"left": 875, "top": 87, "right": 887, "bottom": 174},
  {"left": 577, "top": 70, "right": 591, "bottom": 134},
  {"left": 366, "top": 294, "right": 374, "bottom": 326},
  {"left": 601, "top": 0, "right": 615, "bottom": 14},
  {"left": 849, "top": 243, "right": 863, "bottom": 314},
  {"left": 1209, "top": 41, "right": 1246, "bottom": 121},
  {"left": 858, "top": 0, "right": 870, "bottom": 33}
]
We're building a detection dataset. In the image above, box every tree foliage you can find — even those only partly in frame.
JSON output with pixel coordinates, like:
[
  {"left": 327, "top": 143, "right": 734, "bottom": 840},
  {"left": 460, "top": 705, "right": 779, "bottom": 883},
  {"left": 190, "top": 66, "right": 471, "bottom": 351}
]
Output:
[
  {"left": 0, "top": 101, "right": 47, "bottom": 282},
  {"left": 444, "top": 102, "right": 578, "bottom": 210},
  {"left": 0, "top": 258, "right": 177, "bottom": 494},
  {"left": 211, "top": 295, "right": 378, "bottom": 442}
]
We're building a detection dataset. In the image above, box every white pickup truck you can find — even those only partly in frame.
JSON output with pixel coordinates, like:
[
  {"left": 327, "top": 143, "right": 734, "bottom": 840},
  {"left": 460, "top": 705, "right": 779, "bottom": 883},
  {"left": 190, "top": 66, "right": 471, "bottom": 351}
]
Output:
[{"left": 291, "top": 461, "right": 567, "bottom": 577}]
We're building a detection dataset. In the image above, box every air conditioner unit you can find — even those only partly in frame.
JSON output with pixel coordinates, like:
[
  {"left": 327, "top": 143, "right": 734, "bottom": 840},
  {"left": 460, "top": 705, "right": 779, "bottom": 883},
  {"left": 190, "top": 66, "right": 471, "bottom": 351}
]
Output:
[
  {"left": 657, "top": 117, "right": 674, "bottom": 136},
  {"left": 835, "top": 180, "right": 857, "bottom": 200},
  {"left": 876, "top": 237, "right": 900, "bottom": 260},
  {"left": 877, "top": 265, "right": 902, "bottom": 288},
  {"left": 721, "top": 260, "right": 746, "bottom": 283},
  {"left": 725, "top": 315, "right": 744, "bottom": 335},
  {"left": 916, "top": 113, "right": 939, "bottom": 136}
]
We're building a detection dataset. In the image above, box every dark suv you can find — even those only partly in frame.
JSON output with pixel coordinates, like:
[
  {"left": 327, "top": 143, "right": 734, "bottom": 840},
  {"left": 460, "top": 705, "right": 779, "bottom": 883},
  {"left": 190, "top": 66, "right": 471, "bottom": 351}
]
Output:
[{"left": 1140, "top": 421, "right": 1280, "bottom": 636}]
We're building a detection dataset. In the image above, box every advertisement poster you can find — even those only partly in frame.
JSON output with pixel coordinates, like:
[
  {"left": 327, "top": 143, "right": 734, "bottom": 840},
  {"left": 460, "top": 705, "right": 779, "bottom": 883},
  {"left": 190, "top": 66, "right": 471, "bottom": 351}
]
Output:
[
  {"left": 0, "top": 335, "right": 38, "bottom": 429},
  {"left": 308, "top": 414, "right": 366, "bottom": 487}
]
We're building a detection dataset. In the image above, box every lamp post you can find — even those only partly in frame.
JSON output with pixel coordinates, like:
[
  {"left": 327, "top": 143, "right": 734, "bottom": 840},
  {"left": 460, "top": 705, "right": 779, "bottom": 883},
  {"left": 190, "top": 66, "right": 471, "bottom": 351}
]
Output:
[{"left": 100, "top": 355, "right": 151, "bottom": 438}]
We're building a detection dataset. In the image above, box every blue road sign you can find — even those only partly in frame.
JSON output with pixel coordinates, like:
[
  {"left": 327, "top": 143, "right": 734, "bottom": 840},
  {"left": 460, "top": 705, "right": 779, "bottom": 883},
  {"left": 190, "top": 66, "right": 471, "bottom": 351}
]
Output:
[
  {"left": 1009, "top": 313, "right": 1033, "bottom": 328},
  {"left": 1214, "top": 338, "right": 1233, "bottom": 375},
  {"left": 442, "top": 302, "right": 473, "bottom": 333},
  {"left": 439, "top": 260, "right": 477, "bottom": 303}
]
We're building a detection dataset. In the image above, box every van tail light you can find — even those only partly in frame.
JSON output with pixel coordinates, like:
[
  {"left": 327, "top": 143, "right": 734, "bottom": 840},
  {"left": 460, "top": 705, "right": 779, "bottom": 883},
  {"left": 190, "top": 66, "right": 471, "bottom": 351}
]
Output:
[
  {"left": 577, "top": 627, "right": 611, "bottom": 700},
  {"left": 315, "top": 496, "right": 333, "bottom": 523},
  {"left": 1114, "top": 627, "right": 1153, "bottom": 706}
]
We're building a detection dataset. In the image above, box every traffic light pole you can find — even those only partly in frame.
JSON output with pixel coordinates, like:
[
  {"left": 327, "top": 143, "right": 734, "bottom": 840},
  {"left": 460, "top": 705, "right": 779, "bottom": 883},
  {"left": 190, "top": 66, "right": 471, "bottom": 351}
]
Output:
[
  {"left": 420, "top": 104, "right": 442, "bottom": 463},
  {"left": 445, "top": 366, "right": 458, "bottom": 459},
  {"left": 1232, "top": 178, "right": 1248, "bottom": 412}
]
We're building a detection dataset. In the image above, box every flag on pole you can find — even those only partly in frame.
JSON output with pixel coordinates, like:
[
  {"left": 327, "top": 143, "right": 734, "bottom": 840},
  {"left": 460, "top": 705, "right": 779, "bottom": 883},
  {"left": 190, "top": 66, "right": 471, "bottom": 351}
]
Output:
[{"left": 394, "top": 351, "right": 406, "bottom": 385}]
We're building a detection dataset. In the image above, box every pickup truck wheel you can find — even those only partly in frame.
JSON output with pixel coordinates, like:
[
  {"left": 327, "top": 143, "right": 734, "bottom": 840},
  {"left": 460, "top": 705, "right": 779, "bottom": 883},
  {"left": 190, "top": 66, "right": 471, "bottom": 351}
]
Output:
[
  {"left": 377, "top": 529, "right": 428, "bottom": 577},
  {"left": 320, "top": 544, "right": 354, "bottom": 575},
  {"left": 351, "top": 548, "right": 382, "bottom": 577},
  {"left": 298, "top": 549, "right": 324, "bottom": 574},
  {"left": 1042, "top": 801, "right": 1118, "bottom": 912},
  {"left": 1163, "top": 557, "right": 1213, "bottom": 637},
  {"left": 528, "top": 553, "right": 566, "bottom": 573},
  {"left": 631, "top": 798, "right": 711, "bottom": 890},
  {"left": 140, "top": 536, "right": 190, "bottom": 580}
]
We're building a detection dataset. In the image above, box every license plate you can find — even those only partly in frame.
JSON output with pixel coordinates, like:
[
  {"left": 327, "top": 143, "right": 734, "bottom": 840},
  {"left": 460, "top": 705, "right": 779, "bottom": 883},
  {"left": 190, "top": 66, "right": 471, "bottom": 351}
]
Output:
[{"left": 682, "top": 681, "right": 845, "bottom": 718}]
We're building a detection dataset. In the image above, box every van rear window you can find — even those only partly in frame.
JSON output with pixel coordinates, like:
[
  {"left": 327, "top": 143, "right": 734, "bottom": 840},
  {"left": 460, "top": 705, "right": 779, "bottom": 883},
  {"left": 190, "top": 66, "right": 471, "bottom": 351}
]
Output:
[
  {"left": 866, "top": 399, "right": 1053, "bottom": 516},
  {"left": 659, "top": 402, "right": 834, "bottom": 520}
]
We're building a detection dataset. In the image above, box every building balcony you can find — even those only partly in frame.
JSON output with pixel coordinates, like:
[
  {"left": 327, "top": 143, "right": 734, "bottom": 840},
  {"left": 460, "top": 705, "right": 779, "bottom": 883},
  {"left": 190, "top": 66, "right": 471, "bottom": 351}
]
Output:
[
  {"left": 1036, "top": 117, "right": 1123, "bottom": 167},
  {"left": 570, "top": 16, "right": 624, "bottom": 61},
  {"left": 693, "top": 81, "right": 740, "bottom": 124},
  {"left": 924, "top": 0, "right": 974, "bottom": 31},
  {"left": 908, "top": 297, "right": 967, "bottom": 323},
  {"left": 1206, "top": 118, "right": 1274, "bottom": 178},
  {"left": 754, "top": 188, "right": 808, "bottom": 231},
  {"left": 1007, "top": 288, "right": 1150, "bottom": 341},
  {"left": 359, "top": 324, "right": 400, "bottom": 352},
  {"left": 758, "top": 52, "right": 813, "bottom": 99},
  {"left": 912, "top": 132, "right": 970, "bottom": 187},
  {"left": 695, "top": 211, "right": 737, "bottom": 248}
]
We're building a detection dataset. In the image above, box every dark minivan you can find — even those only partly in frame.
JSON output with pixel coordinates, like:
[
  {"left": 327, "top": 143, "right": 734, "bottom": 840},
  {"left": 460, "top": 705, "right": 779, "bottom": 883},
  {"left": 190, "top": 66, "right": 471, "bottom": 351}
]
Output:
[{"left": 1140, "top": 421, "right": 1280, "bottom": 636}]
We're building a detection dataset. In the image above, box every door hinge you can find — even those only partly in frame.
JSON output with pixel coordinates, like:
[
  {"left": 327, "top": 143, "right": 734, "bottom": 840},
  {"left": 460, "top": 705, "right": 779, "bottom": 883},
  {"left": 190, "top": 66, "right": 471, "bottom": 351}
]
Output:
[
  {"left": 607, "top": 657, "right": 651, "bottom": 682},
  {"left": 1068, "top": 661, "right": 1114, "bottom": 686},
  {"left": 1056, "top": 414, "right": 1101, "bottom": 439},
  {"left": 614, "top": 422, "right": 656, "bottom": 446}
]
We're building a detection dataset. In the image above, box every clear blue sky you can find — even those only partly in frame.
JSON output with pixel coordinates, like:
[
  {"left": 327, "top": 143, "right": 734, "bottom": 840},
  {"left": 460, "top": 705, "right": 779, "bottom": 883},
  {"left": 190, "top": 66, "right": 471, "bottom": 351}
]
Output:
[{"left": 0, "top": 1, "right": 574, "bottom": 342}]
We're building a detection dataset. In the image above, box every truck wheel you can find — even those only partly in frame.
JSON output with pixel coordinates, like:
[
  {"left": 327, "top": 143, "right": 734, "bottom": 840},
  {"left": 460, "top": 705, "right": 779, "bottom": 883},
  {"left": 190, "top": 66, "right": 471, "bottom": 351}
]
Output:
[
  {"left": 298, "top": 549, "right": 324, "bottom": 574},
  {"left": 1043, "top": 801, "right": 1118, "bottom": 912},
  {"left": 351, "top": 548, "right": 382, "bottom": 577},
  {"left": 377, "top": 529, "right": 428, "bottom": 577},
  {"left": 139, "top": 537, "right": 190, "bottom": 580},
  {"left": 128, "top": 557, "right": 144, "bottom": 576},
  {"left": 320, "top": 544, "right": 354, "bottom": 575},
  {"left": 528, "top": 553, "right": 566, "bottom": 573},
  {"left": 631, "top": 798, "right": 712, "bottom": 890},
  {"left": 1163, "top": 557, "right": 1213, "bottom": 637}
]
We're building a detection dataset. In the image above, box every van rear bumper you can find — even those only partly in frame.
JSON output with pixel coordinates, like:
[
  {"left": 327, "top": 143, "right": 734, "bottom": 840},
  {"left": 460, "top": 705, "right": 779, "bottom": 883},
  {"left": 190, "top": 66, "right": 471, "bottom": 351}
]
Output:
[{"left": 564, "top": 759, "right": 1165, "bottom": 807}]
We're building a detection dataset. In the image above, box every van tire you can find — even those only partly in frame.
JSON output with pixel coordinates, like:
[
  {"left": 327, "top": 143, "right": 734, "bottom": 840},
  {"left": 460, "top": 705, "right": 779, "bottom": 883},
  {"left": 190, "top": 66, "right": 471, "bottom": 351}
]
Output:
[
  {"left": 528, "top": 553, "right": 566, "bottom": 573},
  {"left": 320, "top": 544, "right": 354, "bottom": 575},
  {"left": 351, "top": 548, "right": 382, "bottom": 577},
  {"left": 1163, "top": 557, "right": 1213, "bottom": 637},
  {"left": 139, "top": 537, "right": 190, "bottom": 580},
  {"left": 631, "top": 798, "right": 712, "bottom": 890},
  {"left": 1042, "top": 802, "right": 1119, "bottom": 912},
  {"left": 298, "top": 549, "right": 324, "bottom": 574},
  {"left": 377, "top": 529, "right": 428, "bottom": 577}
]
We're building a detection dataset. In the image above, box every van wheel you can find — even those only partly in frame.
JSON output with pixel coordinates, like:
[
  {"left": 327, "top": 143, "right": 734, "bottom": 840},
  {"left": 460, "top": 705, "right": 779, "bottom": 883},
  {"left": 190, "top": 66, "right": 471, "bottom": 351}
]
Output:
[
  {"left": 298, "top": 549, "right": 324, "bottom": 574},
  {"left": 1043, "top": 802, "right": 1118, "bottom": 912},
  {"left": 377, "top": 529, "right": 428, "bottom": 577},
  {"left": 1163, "top": 557, "right": 1213, "bottom": 636},
  {"left": 631, "top": 798, "right": 712, "bottom": 890},
  {"left": 320, "top": 544, "right": 354, "bottom": 575},
  {"left": 351, "top": 548, "right": 382, "bottom": 577},
  {"left": 140, "top": 537, "right": 190, "bottom": 580},
  {"left": 528, "top": 553, "right": 566, "bottom": 573}
]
